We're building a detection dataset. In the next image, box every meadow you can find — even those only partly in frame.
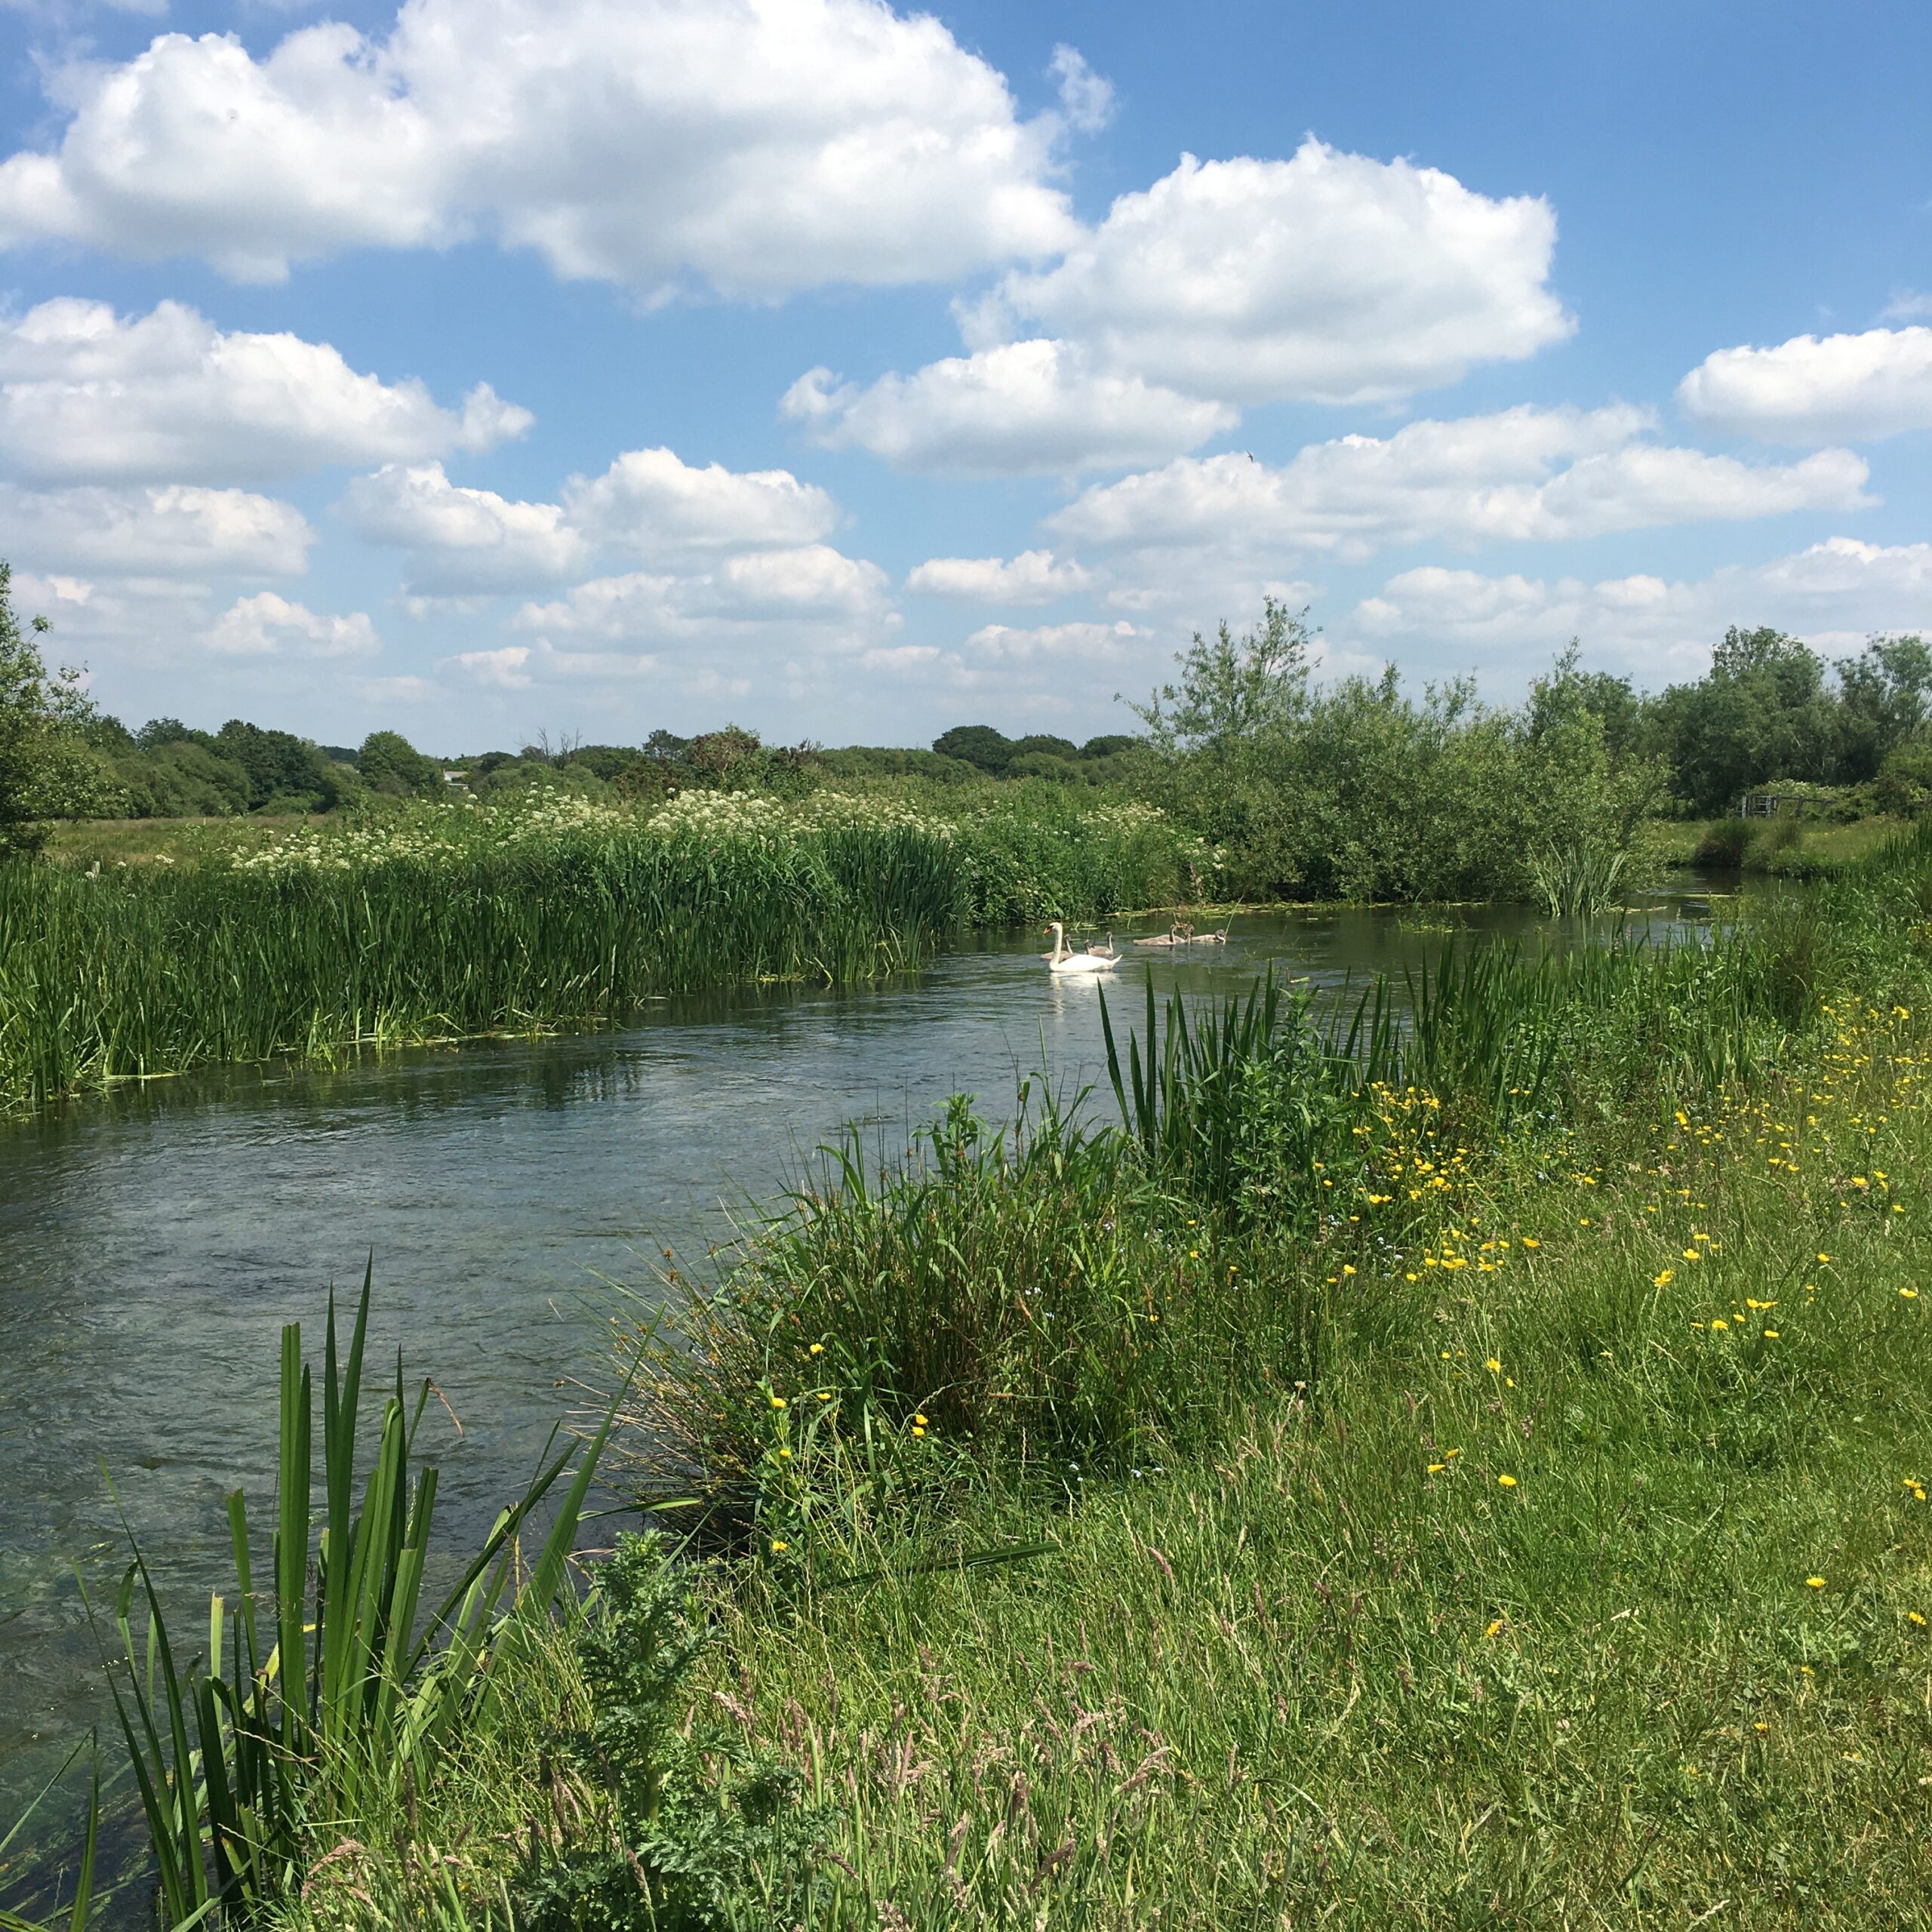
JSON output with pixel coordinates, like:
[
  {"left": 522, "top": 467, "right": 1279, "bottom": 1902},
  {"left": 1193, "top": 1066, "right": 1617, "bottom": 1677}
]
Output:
[
  {"left": 14, "top": 824, "right": 1932, "bottom": 1930},
  {"left": 0, "top": 786, "right": 1207, "bottom": 1112}
]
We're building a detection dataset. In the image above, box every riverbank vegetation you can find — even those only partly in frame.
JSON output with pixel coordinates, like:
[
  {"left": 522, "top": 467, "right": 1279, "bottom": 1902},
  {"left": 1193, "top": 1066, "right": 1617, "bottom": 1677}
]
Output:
[
  {"left": 5, "top": 598, "right": 1928, "bottom": 1107},
  {"left": 0, "top": 789, "right": 1206, "bottom": 1110},
  {"left": 14, "top": 823, "right": 1932, "bottom": 1927}
]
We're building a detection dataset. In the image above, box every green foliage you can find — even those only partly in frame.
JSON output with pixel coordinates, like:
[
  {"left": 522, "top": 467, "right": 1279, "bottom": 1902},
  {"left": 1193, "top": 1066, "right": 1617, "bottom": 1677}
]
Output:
[
  {"left": 0, "top": 562, "right": 118, "bottom": 855},
  {"left": 358, "top": 730, "right": 445, "bottom": 798},
  {"left": 88, "top": 1269, "right": 623, "bottom": 1927},
  {"left": 517, "top": 1534, "right": 829, "bottom": 1931},
  {"left": 931, "top": 724, "right": 1017, "bottom": 773},
  {"left": 1130, "top": 617, "right": 1666, "bottom": 903}
]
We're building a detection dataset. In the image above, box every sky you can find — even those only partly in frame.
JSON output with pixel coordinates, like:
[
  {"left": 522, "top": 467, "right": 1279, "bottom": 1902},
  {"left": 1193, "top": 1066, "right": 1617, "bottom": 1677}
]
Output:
[{"left": 0, "top": 0, "right": 1928, "bottom": 753}]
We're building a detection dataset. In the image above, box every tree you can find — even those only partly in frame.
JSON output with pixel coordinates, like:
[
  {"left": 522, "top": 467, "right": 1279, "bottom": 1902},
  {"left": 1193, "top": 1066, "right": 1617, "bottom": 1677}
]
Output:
[
  {"left": 932, "top": 724, "right": 1013, "bottom": 773},
  {"left": 1835, "top": 633, "right": 1932, "bottom": 782},
  {"left": 0, "top": 560, "right": 118, "bottom": 853},
  {"left": 1128, "top": 598, "right": 1315, "bottom": 758},
  {"left": 1657, "top": 626, "right": 1837, "bottom": 814},
  {"left": 358, "top": 728, "right": 445, "bottom": 798},
  {"left": 214, "top": 719, "right": 358, "bottom": 812}
]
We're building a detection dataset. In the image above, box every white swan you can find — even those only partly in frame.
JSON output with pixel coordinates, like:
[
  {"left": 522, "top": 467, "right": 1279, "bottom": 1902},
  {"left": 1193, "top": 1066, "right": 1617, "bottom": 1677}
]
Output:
[{"left": 1044, "top": 921, "right": 1119, "bottom": 974}]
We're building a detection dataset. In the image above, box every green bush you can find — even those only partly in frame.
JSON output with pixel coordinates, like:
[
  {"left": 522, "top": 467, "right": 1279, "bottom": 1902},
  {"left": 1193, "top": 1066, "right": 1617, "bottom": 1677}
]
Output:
[{"left": 517, "top": 1534, "right": 831, "bottom": 1931}]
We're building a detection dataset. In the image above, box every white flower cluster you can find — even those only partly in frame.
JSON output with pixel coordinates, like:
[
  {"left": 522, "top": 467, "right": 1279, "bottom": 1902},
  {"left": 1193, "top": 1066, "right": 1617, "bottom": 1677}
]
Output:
[
  {"left": 644, "top": 789, "right": 789, "bottom": 841},
  {"left": 494, "top": 789, "right": 628, "bottom": 846},
  {"left": 229, "top": 820, "right": 466, "bottom": 875},
  {"left": 1078, "top": 801, "right": 1168, "bottom": 838}
]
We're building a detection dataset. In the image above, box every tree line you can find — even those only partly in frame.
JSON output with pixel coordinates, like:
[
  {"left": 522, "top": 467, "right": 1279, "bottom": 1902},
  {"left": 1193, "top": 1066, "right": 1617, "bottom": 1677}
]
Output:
[{"left": 4, "top": 555, "right": 1928, "bottom": 860}]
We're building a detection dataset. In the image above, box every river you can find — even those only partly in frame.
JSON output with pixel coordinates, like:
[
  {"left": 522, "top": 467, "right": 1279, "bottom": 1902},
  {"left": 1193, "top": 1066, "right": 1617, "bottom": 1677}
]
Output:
[{"left": 0, "top": 894, "right": 1725, "bottom": 1893}]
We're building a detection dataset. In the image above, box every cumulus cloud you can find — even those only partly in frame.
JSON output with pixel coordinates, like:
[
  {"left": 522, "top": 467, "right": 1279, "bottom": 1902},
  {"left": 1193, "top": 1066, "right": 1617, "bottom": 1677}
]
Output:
[
  {"left": 906, "top": 549, "right": 1091, "bottom": 603},
  {"left": 0, "top": 297, "right": 527, "bottom": 484},
  {"left": 442, "top": 643, "right": 534, "bottom": 688},
  {"left": 1051, "top": 405, "right": 1871, "bottom": 561},
  {"left": 782, "top": 139, "right": 1572, "bottom": 473},
  {"left": 512, "top": 545, "right": 892, "bottom": 641},
  {"left": 1678, "top": 327, "right": 1932, "bottom": 444},
  {"left": 341, "top": 462, "right": 589, "bottom": 592},
  {"left": 1049, "top": 45, "right": 1113, "bottom": 134},
  {"left": 781, "top": 340, "right": 1234, "bottom": 475},
  {"left": 561, "top": 447, "right": 838, "bottom": 558},
  {"left": 0, "top": 480, "right": 313, "bottom": 575},
  {"left": 206, "top": 589, "right": 380, "bottom": 657},
  {"left": 0, "top": 0, "right": 1080, "bottom": 294},
  {"left": 964, "top": 618, "right": 1142, "bottom": 660},
  {"left": 964, "top": 141, "right": 1572, "bottom": 408},
  {"left": 345, "top": 445, "right": 851, "bottom": 597},
  {"left": 1346, "top": 537, "right": 1932, "bottom": 677}
]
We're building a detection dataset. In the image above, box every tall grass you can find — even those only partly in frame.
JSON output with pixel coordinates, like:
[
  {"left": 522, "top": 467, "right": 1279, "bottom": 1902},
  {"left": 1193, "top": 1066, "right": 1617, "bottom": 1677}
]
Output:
[{"left": 3, "top": 790, "right": 1201, "bottom": 1112}]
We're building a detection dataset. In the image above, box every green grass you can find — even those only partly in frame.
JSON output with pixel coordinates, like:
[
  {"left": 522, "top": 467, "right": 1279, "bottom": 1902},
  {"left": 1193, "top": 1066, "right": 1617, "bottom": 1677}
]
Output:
[
  {"left": 1664, "top": 814, "right": 1908, "bottom": 878},
  {"left": 2, "top": 788, "right": 1201, "bottom": 1111},
  {"left": 236, "top": 934, "right": 1932, "bottom": 1930},
  {"left": 21, "top": 825, "right": 1932, "bottom": 1929}
]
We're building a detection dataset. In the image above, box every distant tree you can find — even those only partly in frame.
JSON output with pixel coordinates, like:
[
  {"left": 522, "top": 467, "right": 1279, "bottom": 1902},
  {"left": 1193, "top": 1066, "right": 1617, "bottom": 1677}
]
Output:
[
  {"left": 1128, "top": 598, "right": 1315, "bottom": 759},
  {"left": 214, "top": 719, "right": 357, "bottom": 813},
  {"left": 1656, "top": 626, "right": 1837, "bottom": 814},
  {"left": 1835, "top": 633, "right": 1932, "bottom": 782},
  {"left": 931, "top": 724, "right": 1014, "bottom": 773},
  {"left": 1078, "top": 734, "right": 1141, "bottom": 759},
  {"left": 1011, "top": 733, "right": 1079, "bottom": 761},
  {"left": 688, "top": 724, "right": 766, "bottom": 780},
  {"left": 358, "top": 728, "right": 445, "bottom": 798},
  {"left": 0, "top": 561, "right": 118, "bottom": 852}
]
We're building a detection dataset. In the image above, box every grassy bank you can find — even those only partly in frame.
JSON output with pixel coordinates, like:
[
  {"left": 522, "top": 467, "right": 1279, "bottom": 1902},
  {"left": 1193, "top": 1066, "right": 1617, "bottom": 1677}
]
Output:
[
  {"left": 16, "top": 832, "right": 1932, "bottom": 1930},
  {"left": 211, "top": 833, "right": 1932, "bottom": 1929},
  {"left": 1655, "top": 814, "right": 1906, "bottom": 878},
  {"left": 1, "top": 788, "right": 1204, "bottom": 1111}
]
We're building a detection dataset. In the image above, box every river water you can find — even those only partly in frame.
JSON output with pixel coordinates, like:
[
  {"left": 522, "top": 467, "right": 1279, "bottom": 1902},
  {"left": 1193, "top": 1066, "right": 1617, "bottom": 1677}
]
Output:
[{"left": 0, "top": 895, "right": 1725, "bottom": 1875}]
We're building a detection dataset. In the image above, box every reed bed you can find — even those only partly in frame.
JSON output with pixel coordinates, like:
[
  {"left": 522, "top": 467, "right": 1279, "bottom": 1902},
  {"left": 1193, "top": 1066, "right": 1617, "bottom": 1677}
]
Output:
[{"left": 0, "top": 789, "right": 1198, "bottom": 1111}]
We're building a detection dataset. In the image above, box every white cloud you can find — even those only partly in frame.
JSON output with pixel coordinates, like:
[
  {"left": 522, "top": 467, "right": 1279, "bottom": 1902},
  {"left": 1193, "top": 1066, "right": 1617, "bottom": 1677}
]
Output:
[
  {"left": 442, "top": 643, "right": 534, "bottom": 688},
  {"left": 1881, "top": 291, "right": 1932, "bottom": 325},
  {"left": 1678, "top": 327, "right": 1932, "bottom": 444},
  {"left": 0, "top": 0, "right": 1078, "bottom": 295},
  {"left": 345, "top": 445, "right": 846, "bottom": 596},
  {"left": 0, "top": 481, "right": 313, "bottom": 575},
  {"left": 781, "top": 340, "right": 1234, "bottom": 475},
  {"left": 0, "top": 297, "right": 527, "bottom": 484},
  {"left": 964, "top": 618, "right": 1142, "bottom": 661},
  {"left": 1051, "top": 405, "right": 1871, "bottom": 561},
  {"left": 966, "top": 141, "right": 1573, "bottom": 408},
  {"left": 1049, "top": 46, "right": 1113, "bottom": 135},
  {"left": 1346, "top": 537, "right": 1932, "bottom": 678},
  {"left": 782, "top": 137, "right": 1572, "bottom": 475},
  {"left": 906, "top": 549, "right": 1091, "bottom": 604},
  {"left": 356, "top": 673, "right": 438, "bottom": 703},
  {"left": 561, "top": 447, "right": 838, "bottom": 558},
  {"left": 207, "top": 589, "right": 380, "bottom": 657},
  {"left": 341, "top": 462, "right": 589, "bottom": 592},
  {"left": 512, "top": 544, "right": 892, "bottom": 641}
]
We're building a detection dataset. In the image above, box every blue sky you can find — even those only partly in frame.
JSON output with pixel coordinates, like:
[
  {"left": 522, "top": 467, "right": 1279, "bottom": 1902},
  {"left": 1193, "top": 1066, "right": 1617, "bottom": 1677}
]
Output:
[{"left": 0, "top": 0, "right": 1927, "bottom": 752}]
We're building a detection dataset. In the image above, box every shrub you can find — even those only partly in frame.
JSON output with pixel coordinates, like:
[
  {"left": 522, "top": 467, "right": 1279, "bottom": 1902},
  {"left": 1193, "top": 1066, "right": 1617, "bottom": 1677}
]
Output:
[{"left": 518, "top": 1534, "right": 832, "bottom": 1931}]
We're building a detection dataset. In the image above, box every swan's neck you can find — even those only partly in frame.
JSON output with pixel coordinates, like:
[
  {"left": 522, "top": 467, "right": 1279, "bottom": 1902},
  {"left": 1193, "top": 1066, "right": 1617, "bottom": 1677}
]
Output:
[{"left": 1049, "top": 922, "right": 1066, "bottom": 963}]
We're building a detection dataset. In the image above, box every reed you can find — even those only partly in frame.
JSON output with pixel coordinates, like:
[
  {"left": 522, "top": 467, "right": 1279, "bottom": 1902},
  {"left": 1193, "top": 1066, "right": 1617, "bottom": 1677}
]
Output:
[
  {"left": 2, "top": 789, "right": 1201, "bottom": 1112},
  {"left": 83, "top": 1268, "right": 627, "bottom": 1928}
]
